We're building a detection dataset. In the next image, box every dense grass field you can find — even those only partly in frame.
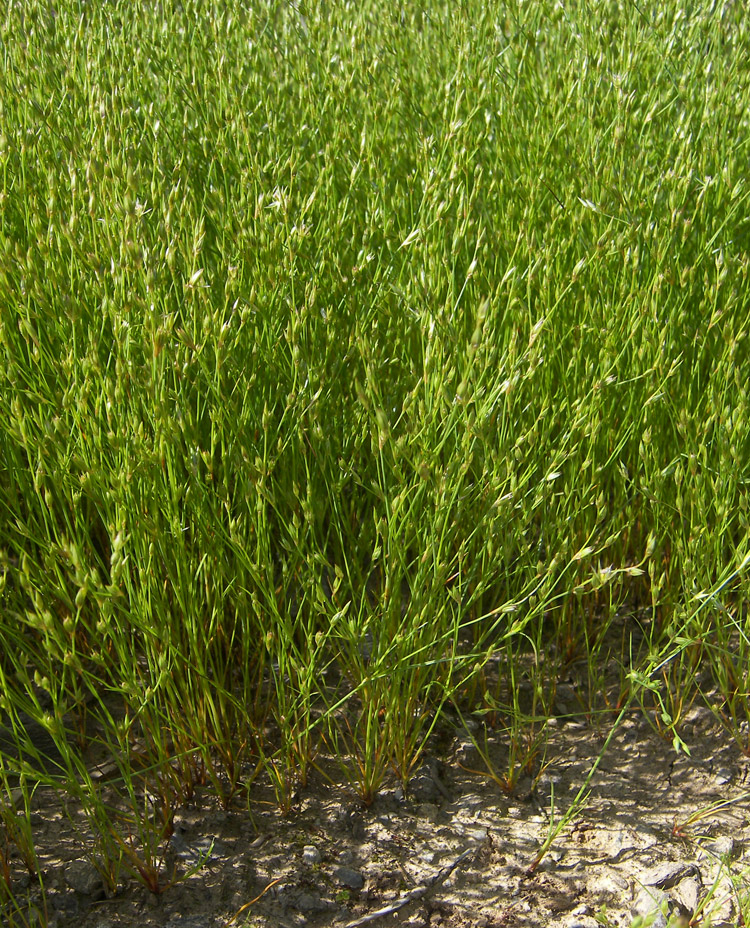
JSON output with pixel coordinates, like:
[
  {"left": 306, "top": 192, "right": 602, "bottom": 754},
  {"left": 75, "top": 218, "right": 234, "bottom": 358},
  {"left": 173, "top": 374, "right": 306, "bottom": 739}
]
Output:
[{"left": 1, "top": 0, "right": 749, "bottom": 922}]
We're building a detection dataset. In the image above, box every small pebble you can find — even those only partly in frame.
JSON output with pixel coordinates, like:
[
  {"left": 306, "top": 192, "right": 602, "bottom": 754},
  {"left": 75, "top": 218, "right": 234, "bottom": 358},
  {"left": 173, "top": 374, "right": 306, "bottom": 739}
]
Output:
[
  {"left": 294, "top": 891, "right": 330, "bottom": 913},
  {"left": 165, "top": 918, "right": 210, "bottom": 928},
  {"left": 302, "top": 845, "right": 321, "bottom": 865},
  {"left": 64, "top": 859, "right": 104, "bottom": 897},
  {"left": 674, "top": 876, "right": 701, "bottom": 914},
  {"left": 633, "top": 887, "right": 669, "bottom": 928},
  {"left": 703, "top": 835, "right": 735, "bottom": 859},
  {"left": 334, "top": 866, "right": 365, "bottom": 890}
]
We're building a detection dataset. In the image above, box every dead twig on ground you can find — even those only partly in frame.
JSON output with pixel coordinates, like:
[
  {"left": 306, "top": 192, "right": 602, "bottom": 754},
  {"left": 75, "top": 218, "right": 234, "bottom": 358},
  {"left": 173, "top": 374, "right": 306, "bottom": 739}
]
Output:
[{"left": 344, "top": 839, "right": 487, "bottom": 928}]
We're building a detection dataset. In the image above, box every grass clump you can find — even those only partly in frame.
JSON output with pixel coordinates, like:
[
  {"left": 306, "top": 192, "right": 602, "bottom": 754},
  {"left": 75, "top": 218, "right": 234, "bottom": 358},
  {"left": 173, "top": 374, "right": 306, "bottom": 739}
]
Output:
[{"left": 0, "top": 0, "right": 749, "bottom": 917}]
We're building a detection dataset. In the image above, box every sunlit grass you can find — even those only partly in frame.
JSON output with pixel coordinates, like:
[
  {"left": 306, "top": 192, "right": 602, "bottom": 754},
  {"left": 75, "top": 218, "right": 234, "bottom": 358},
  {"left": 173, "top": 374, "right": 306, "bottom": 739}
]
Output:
[{"left": 1, "top": 0, "right": 749, "bottom": 920}]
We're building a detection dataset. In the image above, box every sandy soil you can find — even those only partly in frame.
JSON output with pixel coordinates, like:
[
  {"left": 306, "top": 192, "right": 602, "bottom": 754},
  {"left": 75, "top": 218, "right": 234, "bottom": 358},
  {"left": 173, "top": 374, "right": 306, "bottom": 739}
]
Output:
[{"left": 4, "top": 692, "right": 749, "bottom": 928}]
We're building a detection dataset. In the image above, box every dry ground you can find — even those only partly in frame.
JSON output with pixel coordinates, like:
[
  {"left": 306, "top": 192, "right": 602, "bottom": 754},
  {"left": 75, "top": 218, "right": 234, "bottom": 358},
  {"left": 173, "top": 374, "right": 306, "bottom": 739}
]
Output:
[{"left": 5, "top": 690, "right": 749, "bottom": 928}]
